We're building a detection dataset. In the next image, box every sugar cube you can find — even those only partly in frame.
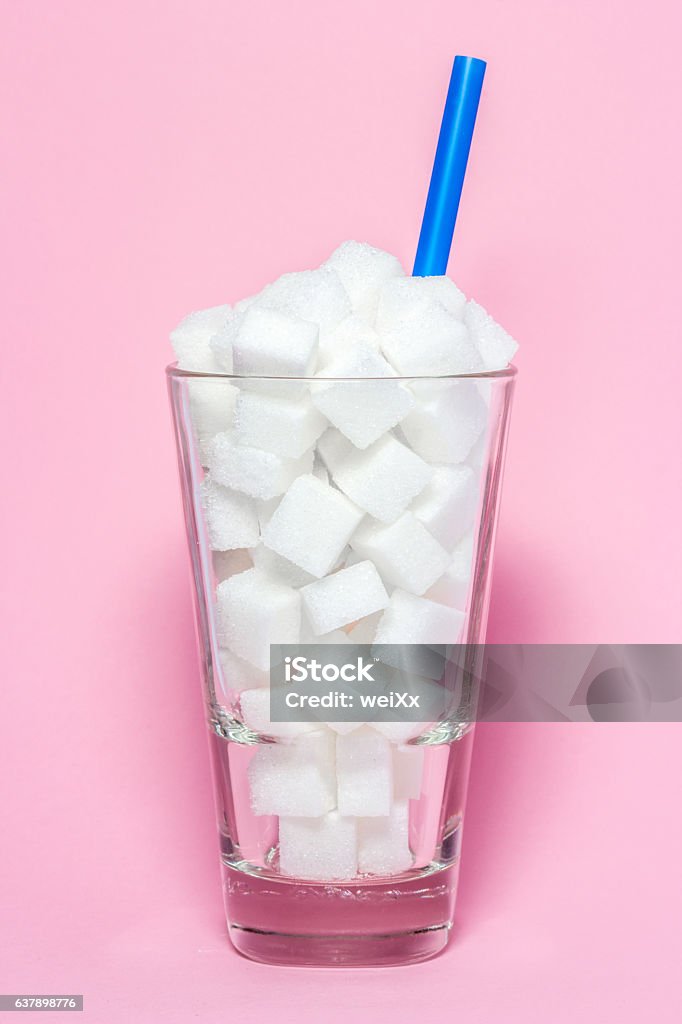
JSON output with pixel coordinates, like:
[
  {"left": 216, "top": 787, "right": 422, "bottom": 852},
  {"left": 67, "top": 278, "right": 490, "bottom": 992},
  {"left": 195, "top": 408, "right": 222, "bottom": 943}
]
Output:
[
  {"left": 279, "top": 811, "right": 358, "bottom": 880},
  {"left": 170, "top": 304, "right": 231, "bottom": 371},
  {"left": 410, "top": 464, "right": 477, "bottom": 549},
  {"left": 376, "top": 278, "right": 481, "bottom": 375},
  {"left": 401, "top": 380, "right": 487, "bottom": 464},
  {"left": 227, "top": 306, "right": 319, "bottom": 377},
  {"left": 336, "top": 728, "right": 392, "bottom": 816},
  {"left": 416, "top": 276, "right": 467, "bottom": 319},
  {"left": 255, "top": 267, "right": 351, "bottom": 335},
  {"left": 206, "top": 431, "right": 313, "bottom": 500},
  {"left": 331, "top": 434, "right": 432, "bottom": 523},
  {"left": 323, "top": 240, "right": 405, "bottom": 322},
  {"left": 350, "top": 513, "right": 450, "bottom": 595},
  {"left": 200, "top": 476, "right": 260, "bottom": 551},
  {"left": 300, "top": 561, "right": 389, "bottom": 635},
  {"left": 248, "top": 730, "right": 336, "bottom": 817},
  {"left": 262, "top": 474, "right": 364, "bottom": 578},
  {"left": 358, "top": 801, "right": 413, "bottom": 875},
  {"left": 464, "top": 299, "right": 519, "bottom": 370},
  {"left": 234, "top": 390, "right": 327, "bottom": 459},
  {"left": 425, "top": 532, "right": 475, "bottom": 610},
  {"left": 374, "top": 589, "right": 465, "bottom": 647},
  {"left": 250, "top": 542, "right": 317, "bottom": 589},
  {"left": 217, "top": 567, "right": 301, "bottom": 670},
  {"left": 312, "top": 344, "right": 414, "bottom": 449},
  {"left": 240, "top": 688, "right": 318, "bottom": 739}
]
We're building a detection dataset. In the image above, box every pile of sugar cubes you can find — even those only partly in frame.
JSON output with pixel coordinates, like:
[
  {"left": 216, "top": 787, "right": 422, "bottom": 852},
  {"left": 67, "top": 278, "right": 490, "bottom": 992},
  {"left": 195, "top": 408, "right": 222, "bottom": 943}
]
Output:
[{"left": 171, "top": 241, "right": 517, "bottom": 880}]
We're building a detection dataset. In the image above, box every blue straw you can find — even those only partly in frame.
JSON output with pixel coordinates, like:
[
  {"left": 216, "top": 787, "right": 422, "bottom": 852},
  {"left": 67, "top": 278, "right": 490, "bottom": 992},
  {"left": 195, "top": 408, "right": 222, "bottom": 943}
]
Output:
[{"left": 413, "top": 56, "right": 486, "bottom": 277}]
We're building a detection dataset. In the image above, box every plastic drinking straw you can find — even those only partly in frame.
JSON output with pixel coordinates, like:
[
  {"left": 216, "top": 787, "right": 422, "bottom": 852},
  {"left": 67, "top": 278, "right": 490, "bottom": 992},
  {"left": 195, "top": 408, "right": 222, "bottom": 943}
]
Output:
[{"left": 413, "top": 55, "right": 486, "bottom": 276}]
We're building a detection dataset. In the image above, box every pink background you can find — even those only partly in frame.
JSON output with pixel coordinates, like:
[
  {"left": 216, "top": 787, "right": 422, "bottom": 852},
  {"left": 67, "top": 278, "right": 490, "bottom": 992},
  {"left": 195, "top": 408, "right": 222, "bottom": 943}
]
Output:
[{"left": 2, "top": 1, "right": 681, "bottom": 1020}]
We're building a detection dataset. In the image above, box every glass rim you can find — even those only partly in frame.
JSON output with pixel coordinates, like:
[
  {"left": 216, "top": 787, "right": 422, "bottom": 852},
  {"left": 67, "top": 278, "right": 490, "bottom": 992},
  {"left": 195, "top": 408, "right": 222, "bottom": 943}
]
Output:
[{"left": 165, "top": 362, "right": 518, "bottom": 383}]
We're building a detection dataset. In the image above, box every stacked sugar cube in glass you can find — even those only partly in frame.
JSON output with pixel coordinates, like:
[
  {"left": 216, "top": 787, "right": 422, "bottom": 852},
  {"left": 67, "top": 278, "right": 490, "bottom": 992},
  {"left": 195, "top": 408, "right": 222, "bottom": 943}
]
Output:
[{"left": 168, "top": 241, "right": 516, "bottom": 965}]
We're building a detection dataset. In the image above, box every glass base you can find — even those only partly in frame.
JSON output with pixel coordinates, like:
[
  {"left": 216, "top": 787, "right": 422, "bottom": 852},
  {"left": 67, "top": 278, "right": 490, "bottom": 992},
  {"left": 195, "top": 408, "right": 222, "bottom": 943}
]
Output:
[{"left": 223, "top": 861, "right": 459, "bottom": 967}]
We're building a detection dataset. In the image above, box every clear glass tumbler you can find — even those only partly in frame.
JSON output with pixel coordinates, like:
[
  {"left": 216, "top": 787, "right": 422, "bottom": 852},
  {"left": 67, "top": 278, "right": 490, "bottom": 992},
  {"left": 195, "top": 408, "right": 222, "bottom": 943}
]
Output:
[{"left": 167, "top": 365, "right": 515, "bottom": 966}]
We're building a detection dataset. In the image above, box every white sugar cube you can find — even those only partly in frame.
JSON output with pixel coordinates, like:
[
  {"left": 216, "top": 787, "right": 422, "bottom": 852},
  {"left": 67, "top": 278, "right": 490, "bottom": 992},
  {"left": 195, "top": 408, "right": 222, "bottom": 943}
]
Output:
[
  {"left": 410, "top": 464, "right": 477, "bottom": 549},
  {"left": 250, "top": 543, "right": 316, "bottom": 588},
  {"left": 226, "top": 306, "right": 319, "bottom": 378},
  {"left": 218, "top": 647, "right": 268, "bottom": 692},
  {"left": 279, "top": 811, "right": 358, "bottom": 880},
  {"left": 255, "top": 267, "right": 351, "bottom": 335},
  {"left": 323, "top": 240, "right": 405, "bottom": 322},
  {"left": 401, "top": 380, "right": 487, "bottom": 464},
  {"left": 170, "top": 304, "right": 231, "bottom": 371},
  {"left": 426, "top": 532, "right": 475, "bottom": 610},
  {"left": 374, "top": 590, "right": 464, "bottom": 648},
  {"left": 262, "top": 475, "right": 364, "bottom": 578},
  {"left": 464, "top": 299, "right": 518, "bottom": 370},
  {"left": 350, "top": 513, "right": 450, "bottom": 595},
  {"left": 200, "top": 476, "right": 259, "bottom": 551},
  {"left": 248, "top": 730, "right": 336, "bottom": 817},
  {"left": 240, "top": 688, "right": 318, "bottom": 739},
  {"left": 376, "top": 278, "right": 481, "bottom": 375},
  {"left": 416, "top": 276, "right": 467, "bottom": 318},
  {"left": 331, "top": 434, "right": 432, "bottom": 523},
  {"left": 358, "top": 801, "right": 413, "bottom": 875},
  {"left": 316, "top": 427, "right": 352, "bottom": 473},
  {"left": 217, "top": 568, "right": 301, "bottom": 670},
  {"left": 380, "top": 302, "right": 479, "bottom": 376},
  {"left": 317, "top": 314, "right": 382, "bottom": 368},
  {"left": 187, "top": 379, "right": 238, "bottom": 443},
  {"left": 393, "top": 745, "right": 425, "bottom": 800},
  {"left": 234, "top": 390, "right": 327, "bottom": 459},
  {"left": 336, "top": 728, "right": 392, "bottom": 816},
  {"left": 212, "top": 548, "right": 253, "bottom": 584},
  {"left": 300, "top": 561, "right": 389, "bottom": 635},
  {"left": 206, "top": 431, "right": 313, "bottom": 500},
  {"left": 312, "top": 345, "right": 414, "bottom": 449}
]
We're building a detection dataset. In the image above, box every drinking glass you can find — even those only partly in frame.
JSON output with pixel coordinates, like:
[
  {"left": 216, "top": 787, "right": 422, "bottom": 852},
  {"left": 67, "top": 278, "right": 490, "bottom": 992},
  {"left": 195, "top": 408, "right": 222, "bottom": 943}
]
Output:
[{"left": 167, "top": 365, "right": 516, "bottom": 965}]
